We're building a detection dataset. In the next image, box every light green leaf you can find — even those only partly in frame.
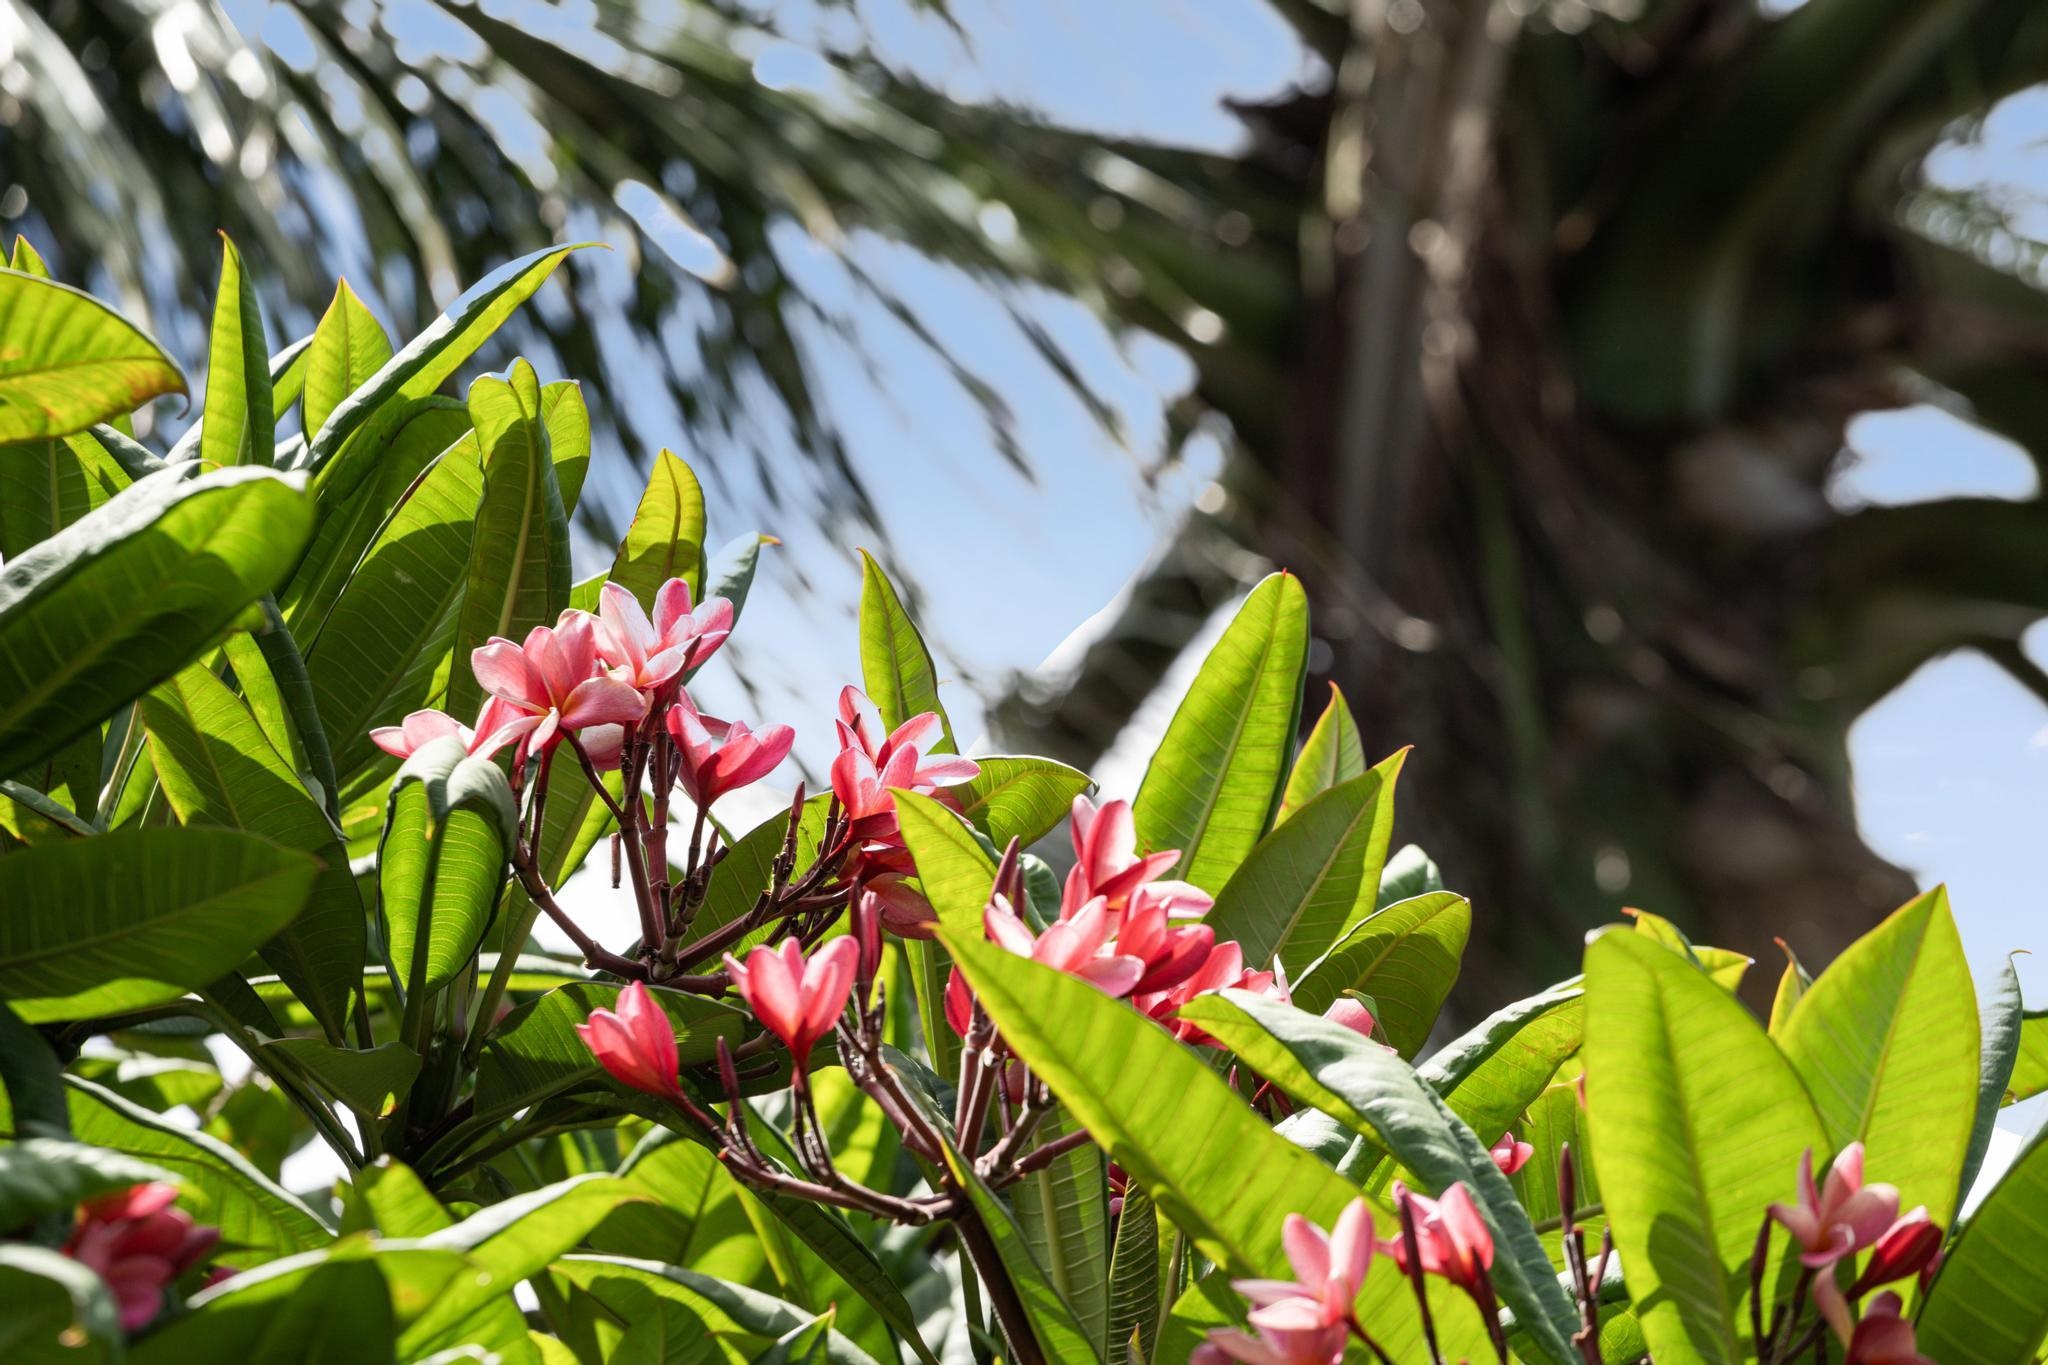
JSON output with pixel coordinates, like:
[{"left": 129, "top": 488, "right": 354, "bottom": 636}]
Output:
[
  {"left": 1916, "top": 1126, "right": 2048, "bottom": 1363},
  {"left": 948, "top": 756, "right": 1092, "bottom": 849},
  {"left": 8, "top": 236, "right": 52, "bottom": 278},
  {"left": 1203, "top": 749, "right": 1407, "bottom": 976},
  {"left": 1779, "top": 887, "right": 1979, "bottom": 1224},
  {"left": 379, "top": 737, "right": 519, "bottom": 999},
  {"left": 611, "top": 449, "right": 706, "bottom": 606},
  {"left": 704, "top": 532, "right": 776, "bottom": 631},
  {"left": 1105, "top": 1186, "right": 1159, "bottom": 1364},
  {"left": 1277, "top": 682, "right": 1365, "bottom": 823},
  {"left": 1178, "top": 990, "right": 1581, "bottom": 1365},
  {"left": 2011, "top": 1009, "right": 2048, "bottom": 1105},
  {"left": 0, "top": 465, "right": 312, "bottom": 780},
  {"left": 1416, "top": 981, "right": 1584, "bottom": 1145},
  {"left": 940, "top": 1141, "right": 1102, "bottom": 1363},
  {"left": 1627, "top": 908, "right": 1751, "bottom": 992},
  {"left": 890, "top": 788, "right": 997, "bottom": 932},
  {"left": 0, "top": 268, "right": 185, "bottom": 440},
  {"left": 1134, "top": 572, "right": 1309, "bottom": 893},
  {"left": 143, "top": 662, "right": 364, "bottom": 1039},
  {"left": 1583, "top": 928, "right": 1824, "bottom": 1365},
  {"left": 0, "top": 1242, "right": 124, "bottom": 1362},
  {"left": 541, "top": 379, "right": 591, "bottom": 518},
  {"left": 1766, "top": 937, "right": 1812, "bottom": 1036},
  {"left": 199, "top": 234, "right": 273, "bottom": 468},
  {"left": 0, "top": 429, "right": 132, "bottom": 559},
  {"left": 473, "top": 982, "right": 745, "bottom": 1124},
  {"left": 1292, "top": 891, "right": 1470, "bottom": 1056},
  {"left": 0, "top": 828, "right": 316, "bottom": 1022},
  {"left": 0, "top": 1137, "right": 169, "bottom": 1233},
  {"left": 302, "top": 280, "right": 393, "bottom": 448},
  {"left": 1961, "top": 958, "right": 2023, "bottom": 1207},
  {"left": 446, "top": 360, "right": 571, "bottom": 719},
  {"left": 857, "top": 549, "right": 955, "bottom": 753}
]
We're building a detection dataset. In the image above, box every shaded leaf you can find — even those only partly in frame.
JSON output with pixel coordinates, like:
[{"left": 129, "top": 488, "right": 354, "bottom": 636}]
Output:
[
  {"left": 1916, "top": 1126, "right": 2048, "bottom": 1363},
  {"left": 474, "top": 982, "right": 745, "bottom": 1124},
  {"left": 378, "top": 737, "right": 519, "bottom": 998},
  {"left": 1291, "top": 891, "right": 1470, "bottom": 1057},
  {"left": 940, "top": 1141, "right": 1101, "bottom": 1363}
]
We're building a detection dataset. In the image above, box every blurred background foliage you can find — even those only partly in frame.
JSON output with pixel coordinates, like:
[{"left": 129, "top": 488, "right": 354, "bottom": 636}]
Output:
[{"left": 5, "top": 0, "right": 2046, "bottom": 1002}]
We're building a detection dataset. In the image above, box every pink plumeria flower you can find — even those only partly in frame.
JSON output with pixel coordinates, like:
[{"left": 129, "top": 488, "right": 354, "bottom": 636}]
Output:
[
  {"left": 470, "top": 612, "right": 649, "bottom": 755},
  {"left": 833, "top": 687, "right": 980, "bottom": 790},
  {"left": 1490, "top": 1130, "right": 1534, "bottom": 1176},
  {"left": 1143, "top": 945, "right": 1285, "bottom": 1045},
  {"left": 575, "top": 981, "right": 684, "bottom": 1104},
  {"left": 1849, "top": 1208, "right": 1940, "bottom": 1296},
  {"left": 1321, "top": 997, "right": 1397, "bottom": 1054},
  {"left": 666, "top": 689, "right": 795, "bottom": 808},
  {"left": 1383, "top": 1181, "right": 1495, "bottom": 1293},
  {"left": 859, "top": 875, "right": 939, "bottom": 940},
  {"left": 63, "top": 1182, "right": 220, "bottom": 1332},
  {"left": 1769, "top": 1144, "right": 1901, "bottom": 1270},
  {"left": 1193, "top": 1322, "right": 1347, "bottom": 1365},
  {"left": 369, "top": 698, "right": 531, "bottom": 761},
  {"left": 724, "top": 936, "right": 860, "bottom": 1068},
  {"left": 1843, "top": 1292, "right": 1935, "bottom": 1364},
  {"left": 1063, "top": 795, "right": 1210, "bottom": 922},
  {"left": 594, "top": 579, "right": 733, "bottom": 691},
  {"left": 985, "top": 893, "right": 1145, "bottom": 997},
  {"left": 1232, "top": 1199, "right": 1375, "bottom": 1333},
  {"left": 1116, "top": 894, "right": 1217, "bottom": 995}
]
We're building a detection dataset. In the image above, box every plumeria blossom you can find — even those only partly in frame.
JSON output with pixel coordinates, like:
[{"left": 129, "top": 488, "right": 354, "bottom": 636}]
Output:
[
  {"left": 368, "top": 699, "right": 529, "bottom": 761},
  {"left": 724, "top": 936, "right": 860, "bottom": 1068},
  {"left": 833, "top": 688, "right": 980, "bottom": 790},
  {"left": 471, "top": 613, "right": 649, "bottom": 755},
  {"left": 1321, "top": 997, "right": 1396, "bottom": 1054},
  {"left": 1199, "top": 1200, "right": 1373, "bottom": 1365},
  {"left": 593, "top": 579, "right": 733, "bottom": 691},
  {"left": 574, "top": 980, "right": 684, "bottom": 1103},
  {"left": 984, "top": 893, "right": 1145, "bottom": 997},
  {"left": 63, "top": 1182, "right": 220, "bottom": 1332},
  {"left": 860, "top": 874, "right": 939, "bottom": 940},
  {"left": 666, "top": 689, "right": 795, "bottom": 808},
  {"left": 1769, "top": 1144, "right": 1901, "bottom": 1269},
  {"left": 1383, "top": 1180, "right": 1495, "bottom": 1293},
  {"left": 1141, "top": 942, "right": 1287, "bottom": 1045},
  {"left": 1062, "top": 795, "right": 1210, "bottom": 922},
  {"left": 1117, "top": 894, "right": 1217, "bottom": 995},
  {"left": 1842, "top": 1292, "right": 1935, "bottom": 1364},
  {"left": 1490, "top": 1130, "right": 1534, "bottom": 1176},
  {"left": 1847, "top": 1207, "right": 1940, "bottom": 1296},
  {"left": 1191, "top": 1321, "right": 1347, "bottom": 1365}
]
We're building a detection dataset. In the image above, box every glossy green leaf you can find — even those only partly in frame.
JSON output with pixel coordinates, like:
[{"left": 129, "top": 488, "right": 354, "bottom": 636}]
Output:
[
  {"left": 0, "top": 429, "right": 132, "bottom": 559},
  {"left": 446, "top": 361, "right": 571, "bottom": 719},
  {"left": 226, "top": 597, "right": 339, "bottom": 820},
  {"left": 378, "top": 737, "right": 519, "bottom": 998},
  {"left": 1375, "top": 843, "right": 1442, "bottom": 909},
  {"left": 1766, "top": 937, "right": 1811, "bottom": 1035},
  {"left": 1582, "top": 928, "right": 1825, "bottom": 1365},
  {"left": 0, "top": 1137, "right": 168, "bottom": 1234},
  {"left": 1779, "top": 887, "right": 1979, "bottom": 1224},
  {"left": 0, "top": 1242, "right": 123, "bottom": 1362},
  {"left": 262, "top": 1039, "right": 419, "bottom": 1118},
  {"left": 1133, "top": 571, "right": 1309, "bottom": 893},
  {"left": 0, "top": 268, "right": 185, "bottom": 440},
  {"left": 199, "top": 234, "right": 273, "bottom": 468},
  {"left": 611, "top": 448, "right": 706, "bottom": 606},
  {"left": 1916, "top": 1126, "right": 2048, "bottom": 1363},
  {"left": 302, "top": 280, "right": 394, "bottom": 446},
  {"left": 857, "top": 548, "right": 955, "bottom": 752},
  {"left": 890, "top": 788, "right": 997, "bottom": 932},
  {"left": 1009, "top": 1109, "right": 1110, "bottom": 1358},
  {"left": 142, "top": 662, "right": 363, "bottom": 1039},
  {"left": 0, "top": 465, "right": 311, "bottom": 779},
  {"left": 1204, "top": 749, "right": 1406, "bottom": 976},
  {"left": 1106, "top": 1186, "right": 1160, "bottom": 1364},
  {"left": 0, "top": 828, "right": 316, "bottom": 1022},
  {"left": 1961, "top": 959, "right": 2024, "bottom": 1207},
  {"left": 1291, "top": 891, "right": 1470, "bottom": 1056},
  {"left": 1178, "top": 990, "right": 1581, "bottom": 1365},
  {"left": 1416, "top": 981, "right": 1584, "bottom": 1146},
  {"left": 0, "top": 1002, "right": 69, "bottom": 1140},
  {"left": 948, "top": 756, "right": 1093, "bottom": 849},
  {"left": 2011, "top": 1009, "right": 2048, "bottom": 1104},
  {"left": 554, "top": 1255, "right": 878, "bottom": 1364},
  {"left": 1277, "top": 682, "right": 1365, "bottom": 823},
  {"left": 941, "top": 1141, "right": 1102, "bottom": 1363}
]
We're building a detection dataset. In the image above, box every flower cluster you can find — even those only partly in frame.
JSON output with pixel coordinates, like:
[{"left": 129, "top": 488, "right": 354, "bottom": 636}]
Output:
[
  {"left": 1766, "top": 1143, "right": 1941, "bottom": 1357},
  {"left": 62, "top": 1183, "right": 221, "bottom": 1333},
  {"left": 831, "top": 688, "right": 979, "bottom": 934}
]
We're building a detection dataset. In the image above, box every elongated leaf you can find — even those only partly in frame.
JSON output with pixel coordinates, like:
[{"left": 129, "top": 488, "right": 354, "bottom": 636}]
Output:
[
  {"left": 262, "top": 1040, "right": 419, "bottom": 1118},
  {"left": 302, "top": 280, "right": 393, "bottom": 446},
  {"left": 1582, "top": 928, "right": 1825, "bottom": 1365},
  {"left": 0, "top": 1138, "right": 168, "bottom": 1233},
  {"left": 199, "top": 234, "right": 273, "bottom": 468},
  {"left": 227, "top": 597, "right": 339, "bottom": 820},
  {"left": 0, "top": 429, "right": 131, "bottom": 558},
  {"left": 1766, "top": 938, "right": 1811, "bottom": 1035},
  {"left": 857, "top": 549, "right": 955, "bottom": 752},
  {"left": 1917, "top": 1126, "right": 2048, "bottom": 1363},
  {"left": 1277, "top": 682, "right": 1365, "bottom": 823},
  {"left": 446, "top": 361, "right": 571, "bottom": 719},
  {"left": 541, "top": 379, "right": 591, "bottom": 517},
  {"left": 1376, "top": 843, "right": 1442, "bottom": 909},
  {"left": 0, "top": 1242, "right": 123, "bottom": 1362},
  {"left": 554, "top": 1256, "right": 878, "bottom": 1364},
  {"left": 379, "top": 737, "right": 518, "bottom": 997},
  {"left": 0, "top": 268, "right": 185, "bottom": 440},
  {"left": 1008, "top": 1109, "right": 1110, "bottom": 1357},
  {"left": 0, "top": 828, "right": 316, "bottom": 1022},
  {"left": 1106, "top": 1187, "right": 1160, "bottom": 1363},
  {"left": 612, "top": 448, "right": 706, "bottom": 605},
  {"left": 1962, "top": 959, "right": 2024, "bottom": 1208},
  {"left": 8, "top": 236, "right": 51, "bottom": 277},
  {"left": 1779, "top": 887, "right": 1979, "bottom": 1224},
  {"left": 1180, "top": 990, "right": 1581, "bottom": 1365},
  {"left": 0, "top": 465, "right": 312, "bottom": 779},
  {"left": 948, "top": 756, "right": 1092, "bottom": 849},
  {"left": 1134, "top": 572, "right": 1309, "bottom": 893},
  {"left": 937, "top": 929, "right": 1445, "bottom": 1359},
  {"left": 474, "top": 982, "right": 745, "bottom": 1123},
  {"left": 1292, "top": 891, "right": 1470, "bottom": 1057},
  {"left": 0, "top": 780, "right": 94, "bottom": 846},
  {"left": 1204, "top": 750, "right": 1406, "bottom": 975},
  {"left": 1416, "top": 981, "right": 1584, "bottom": 1145},
  {"left": 704, "top": 532, "right": 776, "bottom": 631},
  {"left": 143, "top": 663, "right": 364, "bottom": 1039},
  {"left": 0, "top": 1002, "right": 69, "bottom": 1139},
  {"left": 891, "top": 789, "right": 998, "bottom": 932},
  {"left": 2011, "top": 1010, "right": 2048, "bottom": 1104},
  {"left": 941, "top": 1142, "right": 1102, "bottom": 1363}
]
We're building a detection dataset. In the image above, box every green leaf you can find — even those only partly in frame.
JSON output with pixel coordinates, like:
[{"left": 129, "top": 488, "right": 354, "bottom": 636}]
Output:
[
  {"left": 0, "top": 779, "right": 95, "bottom": 846},
  {"left": 1416, "top": 981, "right": 1584, "bottom": 1145},
  {"left": 1766, "top": 937, "right": 1811, "bottom": 1036},
  {"left": 1202, "top": 749, "right": 1407, "bottom": 976},
  {"left": 0, "top": 429, "right": 133, "bottom": 559},
  {"left": 0, "top": 1242, "right": 124, "bottom": 1362},
  {"left": 1376, "top": 843, "right": 1442, "bottom": 909},
  {"left": 541, "top": 379, "right": 591, "bottom": 518},
  {"left": 446, "top": 360, "right": 571, "bottom": 719},
  {"left": 693, "top": 796, "right": 834, "bottom": 944},
  {"left": 1778, "top": 887, "right": 1980, "bottom": 1224},
  {"left": 199, "top": 234, "right": 274, "bottom": 468},
  {"left": 225, "top": 597, "right": 339, "bottom": 822},
  {"left": 948, "top": 756, "right": 1093, "bottom": 849},
  {"left": 940, "top": 1142, "right": 1102, "bottom": 1363},
  {"left": 1916, "top": 1126, "right": 2048, "bottom": 1363},
  {"left": 0, "top": 1002, "right": 70, "bottom": 1139},
  {"left": 0, "top": 268, "right": 185, "bottom": 440},
  {"left": 554, "top": 1255, "right": 879, "bottom": 1365},
  {"left": 1008, "top": 1109, "right": 1110, "bottom": 1358},
  {"left": 1627, "top": 908, "right": 1751, "bottom": 992},
  {"left": 890, "top": 788, "right": 997, "bottom": 932},
  {"left": 0, "top": 465, "right": 312, "bottom": 780},
  {"left": 303, "top": 423, "right": 480, "bottom": 781},
  {"left": 473, "top": 983, "right": 745, "bottom": 1124},
  {"left": 1177, "top": 990, "right": 1581, "bottom": 1365},
  {"left": 937, "top": 928, "right": 1441, "bottom": 1359},
  {"left": 379, "top": 737, "right": 519, "bottom": 999},
  {"left": 1277, "top": 682, "right": 1365, "bottom": 824},
  {"left": 0, "top": 1137, "right": 168, "bottom": 1234},
  {"left": 1291, "top": 891, "right": 1470, "bottom": 1057},
  {"left": 303, "top": 280, "right": 393, "bottom": 447},
  {"left": 1582, "top": 928, "right": 1825, "bottom": 1365},
  {"left": 8, "top": 236, "right": 51, "bottom": 278},
  {"left": 1133, "top": 571, "right": 1309, "bottom": 893},
  {"left": 704, "top": 533, "right": 775, "bottom": 631},
  {"left": 1106, "top": 1186, "right": 1160, "bottom": 1364},
  {"left": 611, "top": 449, "right": 707, "bottom": 606},
  {"left": 261, "top": 1040, "right": 419, "bottom": 1118},
  {"left": 142, "top": 662, "right": 364, "bottom": 1040},
  {"left": 0, "top": 828, "right": 317, "bottom": 1022},
  {"left": 1961, "top": 958, "right": 2023, "bottom": 1208},
  {"left": 2011, "top": 1009, "right": 2048, "bottom": 1105},
  {"left": 857, "top": 549, "right": 955, "bottom": 753}
]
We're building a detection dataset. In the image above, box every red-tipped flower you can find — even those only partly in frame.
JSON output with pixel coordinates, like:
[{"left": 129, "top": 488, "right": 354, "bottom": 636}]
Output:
[
  {"left": 1383, "top": 1181, "right": 1495, "bottom": 1293},
  {"left": 594, "top": 579, "right": 733, "bottom": 691},
  {"left": 1849, "top": 1208, "right": 1941, "bottom": 1296},
  {"left": 1490, "top": 1130, "right": 1534, "bottom": 1176},
  {"left": 667, "top": 689, "right": 795, "bottom": 808},
  {"left": 1769, "top": 1144, "right": 1900, "bottom": 1270},
  {"left": 724, "top": 936, "right": 859, "bottom": 1067},
  {"left": 575, "top": 981, "right": 684, "bottom": 1104},
  {"left": 985, "top": 893, "right": 1145, "bottom": 997},
  {"left": 1063, "top": 795, "right": 1209, "bottom": 922},
  {"left": 471, "top": 612, "right": 649, "bottom": 754},
  {"left": 1843, "top": 1292, "right": 1935, "bottom": 1364},
  {"left": 63, "top": 1182, "right": 220, "bottom": 1332}
]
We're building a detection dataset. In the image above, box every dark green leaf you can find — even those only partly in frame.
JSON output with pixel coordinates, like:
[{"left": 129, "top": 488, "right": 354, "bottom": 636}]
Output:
[
  {"left": 703, "top": 533, "right": 776, "bottom": 631},
  {"left": 379, "top": 737, "right": 518, "bottom": 998},
  {"left": 1106, "top": 1187, "right": 1160, "bottom": 1364},
  {"left": 1961, "top": 958, "right": 2024, "bottom": 1210},
  {"left": 473, "top": 982, "right": 745, "bottom": 1124},
  {"left": 1291, "top": 891, "right": 1470, "bottom": 1057},
  {"left": 0, "top": 1242, "right": 123, "bottom": 1362},
  {"left": 940, "top": 1142, "right": 1101, "bottom": 1363},
  {"left": 1008, "top": 1109, "right": 1110, "bottom": 1357},
  {"left": 0, "top": 429, "right": 132, "bottom": 560},
  {"left": 553, "top": 1255, "right": 879, "bottom": 1365},
  {"left": 0, "top": 1137, "right": 168, "bottom": 1234},
  {"left": 261, "top": 1040, "right": 419, "bottom": 1118}
]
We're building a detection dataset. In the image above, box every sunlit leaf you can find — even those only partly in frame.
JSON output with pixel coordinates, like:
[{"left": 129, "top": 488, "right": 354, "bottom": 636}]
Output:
[
  {"left": 302, "top": 280, "right": 394, "bottom": 448},
  {"left": 1916, "top": 1126, "right": 2048, "bottom": 1363},
  {"left": 611, "top": 448, "right": 706, "bottom": 606},
  {"left": 198, "top": 234, "right": 274, "bottom": 468},
  {"left": 1277, "top": 682, "right": 1365, "bottom": 824},
  {"left": 857, "top": 548, "right": 955, "bottom": 752},
  {"left": 0, "top": 268, "right": 185, "bottom": 440},
  {"left": 378, "top": 737, "right": 519, "bottom": 999},
  {"left": 1291, "top": 891, "right": 1470, "bottom": 1057}
]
